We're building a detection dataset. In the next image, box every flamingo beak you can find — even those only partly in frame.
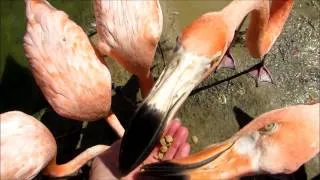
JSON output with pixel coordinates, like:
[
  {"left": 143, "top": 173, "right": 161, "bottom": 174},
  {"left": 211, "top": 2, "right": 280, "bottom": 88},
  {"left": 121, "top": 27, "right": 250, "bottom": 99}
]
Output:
[
  {"left": 139, "top": 132, "right": 260, "bottom": 179},
  {"left": 119, "top": 47, "right": 222, "bottom": 175}
]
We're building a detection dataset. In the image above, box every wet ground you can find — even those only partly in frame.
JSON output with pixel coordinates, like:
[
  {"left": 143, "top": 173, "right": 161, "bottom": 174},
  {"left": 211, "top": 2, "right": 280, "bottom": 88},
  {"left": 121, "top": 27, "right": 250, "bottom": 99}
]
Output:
[{"left": 0, "top": 0, "right": 319, "bottom": 179}]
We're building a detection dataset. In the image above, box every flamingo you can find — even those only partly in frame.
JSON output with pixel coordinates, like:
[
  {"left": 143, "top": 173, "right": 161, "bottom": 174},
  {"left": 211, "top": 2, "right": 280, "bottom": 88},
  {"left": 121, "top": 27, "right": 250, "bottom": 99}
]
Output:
[
  {"left": 0, "top": 111, "right": 110, "bottom": 179},
  {"left": 23, "top": 0, "right": 124, "bottom": 137},
  {"left": 119, "top": 0, "right": 293, "bottom": 174},
  {"left": 93, "top": 0, "right": 163, "bottom": 98},
  {"left": 140, "top": 103, "right": 320, "bottom": 179}
]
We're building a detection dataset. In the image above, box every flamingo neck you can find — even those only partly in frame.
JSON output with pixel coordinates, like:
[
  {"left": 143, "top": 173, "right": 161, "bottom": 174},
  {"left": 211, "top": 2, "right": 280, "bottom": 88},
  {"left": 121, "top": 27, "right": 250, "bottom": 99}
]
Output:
[
  {"left": 221, "top": 0, "right": 293, "bottom": 58},
  {"left": 247, "top": 0, "right": 293, "bottom": 58},
  {"left": 42, "top": 145, "right": 109, "bottom": 177},
  {"left": 220, "top": 0, "right": 265, "bottom": 35}
]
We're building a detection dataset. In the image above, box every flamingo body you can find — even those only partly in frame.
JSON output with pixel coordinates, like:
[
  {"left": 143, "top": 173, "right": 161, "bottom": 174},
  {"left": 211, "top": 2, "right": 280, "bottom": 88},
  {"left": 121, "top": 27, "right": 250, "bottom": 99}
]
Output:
[
  {"left": 1, "top": 111, "right": 56, "bottom": 180},
  {"left": 24, "top": 0, "right": 112, "bottom": 121},
  {"left": 0, "top": 111, "right": 109, "bottom": 179},
  {"left": 93, "top": 0, "right": 163, "bottom": 97}
]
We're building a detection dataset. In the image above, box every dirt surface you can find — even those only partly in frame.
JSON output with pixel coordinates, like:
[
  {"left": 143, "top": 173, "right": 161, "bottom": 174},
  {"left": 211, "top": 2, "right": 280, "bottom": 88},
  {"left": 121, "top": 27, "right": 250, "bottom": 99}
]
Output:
[{"left": 1, "top": 0, "right": 319, "bottom": 179}]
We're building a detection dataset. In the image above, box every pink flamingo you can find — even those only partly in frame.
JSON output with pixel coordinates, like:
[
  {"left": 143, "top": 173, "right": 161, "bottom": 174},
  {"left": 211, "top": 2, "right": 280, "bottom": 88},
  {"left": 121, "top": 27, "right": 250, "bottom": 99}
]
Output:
[
  {"left": 23, "top": 0, "right": 124, "bottom": 137},
  {"left": 140, "top": 103, "right": 319, "bottom": 179},
  {"left": 93, "top": 0, "right": 163, "bottom": 97},
  {"left": 0, "top": 111, "right": 109, "bottom": 179}
]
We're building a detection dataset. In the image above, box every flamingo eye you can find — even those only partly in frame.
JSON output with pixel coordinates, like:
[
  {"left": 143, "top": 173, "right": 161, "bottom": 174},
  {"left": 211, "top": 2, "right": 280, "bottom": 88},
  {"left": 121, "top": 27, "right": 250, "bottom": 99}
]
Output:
[{"left": 259, "top": 123, "right": 277, "bottom": 134}]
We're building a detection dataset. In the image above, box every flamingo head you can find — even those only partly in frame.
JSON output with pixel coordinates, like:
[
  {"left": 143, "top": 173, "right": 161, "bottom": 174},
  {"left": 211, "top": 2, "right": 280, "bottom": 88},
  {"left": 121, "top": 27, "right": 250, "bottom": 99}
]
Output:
[
  {"left": 119, "top": 13, "right": 232, "bottom": 175},
  {"left": 139, "top": 103, "right": 320, "bottom": 179}
]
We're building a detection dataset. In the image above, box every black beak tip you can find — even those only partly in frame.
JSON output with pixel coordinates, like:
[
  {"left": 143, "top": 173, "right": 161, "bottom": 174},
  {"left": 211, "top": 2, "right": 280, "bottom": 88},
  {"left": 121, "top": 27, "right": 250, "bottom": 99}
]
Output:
[
  {"left": 138, "top": 161, "right": 189, "bottom": 180},
  {"left": 119, "top": 104, "right": 166, "bottom": 175}
]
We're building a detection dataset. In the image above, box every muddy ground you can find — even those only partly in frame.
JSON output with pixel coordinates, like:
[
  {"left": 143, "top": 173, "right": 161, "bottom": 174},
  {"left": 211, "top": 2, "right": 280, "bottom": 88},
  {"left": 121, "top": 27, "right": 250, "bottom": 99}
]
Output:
[{"left": 0, "top": 0, "right": 319, "bottom": 179}]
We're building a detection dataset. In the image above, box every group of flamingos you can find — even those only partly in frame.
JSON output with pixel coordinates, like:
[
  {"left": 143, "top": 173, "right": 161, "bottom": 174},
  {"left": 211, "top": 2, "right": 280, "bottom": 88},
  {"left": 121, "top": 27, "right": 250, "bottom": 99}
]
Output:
[{"left": 1, "top": 0, "right": 319, "bottom": 179}]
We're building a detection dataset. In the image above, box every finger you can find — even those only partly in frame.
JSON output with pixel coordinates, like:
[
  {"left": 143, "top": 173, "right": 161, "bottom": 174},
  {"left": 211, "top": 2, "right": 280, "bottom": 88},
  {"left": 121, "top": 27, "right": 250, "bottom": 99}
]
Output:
[
  {"left": 174, "top": 143, "right": 191, "bottom": 159},
  {"left": 89, "top": 140, "right": 122, "bottom": 179},
  {"left": 162, "top": 119, "right": 181, "bottom": 137},
  {"left": 163, "top": 127, "right": 189, "bottom": 160}
]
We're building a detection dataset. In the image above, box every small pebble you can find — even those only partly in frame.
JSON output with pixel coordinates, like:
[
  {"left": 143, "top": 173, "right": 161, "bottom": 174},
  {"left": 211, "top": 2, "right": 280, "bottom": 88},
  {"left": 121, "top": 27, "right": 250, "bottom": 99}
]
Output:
[
  {"left": 192, "top": 136, "right": 198, "bottom": 144},
  {"left": 218, "top": 94, "right": 227, "bottom": 104},
  {"left": 165, "top": 135, "right": 173, "bottom": 143},
  {"left": 160, "top": 145, "right": 168, "bottom": 153}
]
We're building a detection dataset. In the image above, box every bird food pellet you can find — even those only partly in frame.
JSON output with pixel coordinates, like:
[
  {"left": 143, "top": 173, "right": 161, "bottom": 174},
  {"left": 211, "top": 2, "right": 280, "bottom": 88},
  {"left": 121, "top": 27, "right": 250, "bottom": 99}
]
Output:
[
  {"left": 157, "top": 135, "right": 174, "bottom": 161},
  {"left": 164, "top": 135, "right": 173, "bottom": 143},
  {"left": 158, "top": 152, "right": 164, "bottom": 160},
  {"left": 160, "top": 137, "right": 167, "bottom": 146},
  {"left": 160, "top": 145, "right": 168, "bottom": 153},
  {"left": 192, "top": 135, "right": 198, "bottom": 144}
]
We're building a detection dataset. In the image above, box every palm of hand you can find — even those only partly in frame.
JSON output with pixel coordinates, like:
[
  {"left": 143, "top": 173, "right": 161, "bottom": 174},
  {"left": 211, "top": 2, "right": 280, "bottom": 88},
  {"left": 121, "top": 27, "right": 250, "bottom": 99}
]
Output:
[{"left": 89, "top": 120, "right": 190, "bottom": 180}]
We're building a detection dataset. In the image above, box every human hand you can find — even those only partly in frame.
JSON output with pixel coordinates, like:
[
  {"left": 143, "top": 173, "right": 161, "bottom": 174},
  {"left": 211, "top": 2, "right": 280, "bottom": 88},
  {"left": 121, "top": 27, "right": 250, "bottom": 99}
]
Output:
[{"left": 89, "top": 119, "right": 190, "bottom": 180}]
